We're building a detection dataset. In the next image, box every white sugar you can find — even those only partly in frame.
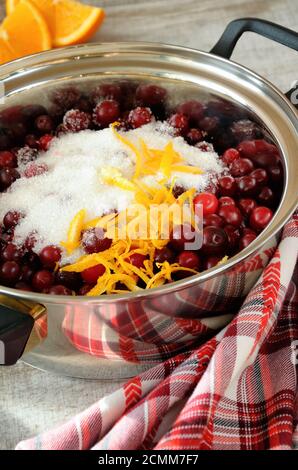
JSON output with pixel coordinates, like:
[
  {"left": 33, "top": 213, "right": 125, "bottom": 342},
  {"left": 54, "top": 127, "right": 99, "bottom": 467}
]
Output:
[{"left": 0, "top": 122, "right": 224, "bottom": 262}]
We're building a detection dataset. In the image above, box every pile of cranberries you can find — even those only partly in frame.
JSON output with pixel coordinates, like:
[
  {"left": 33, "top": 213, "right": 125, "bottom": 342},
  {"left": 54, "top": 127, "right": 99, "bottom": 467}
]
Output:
[{"left": 0, "top": 82, "right": 283, "bottom": 295}]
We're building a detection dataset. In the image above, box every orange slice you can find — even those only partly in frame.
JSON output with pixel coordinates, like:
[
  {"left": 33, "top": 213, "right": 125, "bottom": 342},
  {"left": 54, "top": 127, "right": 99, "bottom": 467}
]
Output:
[
  {"left": 6, "top": 0, "right": 106, "bottom": 47},
  {"left": 1, "top": 0, "right": 51, "bottom": 63},
  {"left": 0, "top": 36, "right": 16, "bottom": 65},
  {"left": 6, "top": 0, "right": 19, "bottom": 15}
]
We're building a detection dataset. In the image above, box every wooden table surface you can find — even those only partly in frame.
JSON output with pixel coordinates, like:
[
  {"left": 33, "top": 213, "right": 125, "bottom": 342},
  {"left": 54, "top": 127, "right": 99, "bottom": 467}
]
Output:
[{"left": 0, "top": 0, "right": 297, "bottom": 450}]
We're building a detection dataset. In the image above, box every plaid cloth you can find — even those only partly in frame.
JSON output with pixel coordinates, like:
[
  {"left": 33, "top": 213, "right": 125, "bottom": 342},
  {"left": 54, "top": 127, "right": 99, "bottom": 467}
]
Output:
[{"left": 16, "top": 213, "right": 298, "bottom": 450}]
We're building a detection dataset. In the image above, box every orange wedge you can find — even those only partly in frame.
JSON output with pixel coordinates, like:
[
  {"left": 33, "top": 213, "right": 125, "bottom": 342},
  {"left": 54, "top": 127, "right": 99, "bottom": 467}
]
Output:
[
  {"left": 6, "top": 0, "right": 106, "bottom": 47},
  {"left": 0, "top": 36, "right": 16, "bottom": 65},
  {"left": 0, "top": 0, "right": 51, "bottom": 64}
]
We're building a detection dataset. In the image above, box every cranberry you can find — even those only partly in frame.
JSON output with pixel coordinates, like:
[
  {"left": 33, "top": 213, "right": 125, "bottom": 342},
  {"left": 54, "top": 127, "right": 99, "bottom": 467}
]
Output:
[
  {"left": 176, "top": 100, "right": 204, "bottom": 125},
  {"left": 193, "top": 192, "right": 218, "bottom": 216},
  {"left": 154, "top": 247, "right": 175, "bottom": 264},
  {"left": 24, "top": 163, "right": 48, "bottom": 178},
  {"left": 79, "top": 284, "right": 91, "bottom": 295},
  {"left": 56, "top": 270, "right": 82, "bottom": 291},
  {"left": 0, "top": 106, "right": 24, "bottom": 125},
  {"left": 172, "top": 185, "right": 186, "bottom": 199},
  {"left": 35, "top": 115, "right": 54, "bottom": 134},
  {"left": 203, "top": 214, "right": 224, "bottom": 228},
  {"left": 0, "top": 261, "right": 21, "bottom": 284},
  {"left": 25, "top": 134, "right": 39, "bottom": 149},
  {"left": 76, "top": 98, "right": 92, "bottom": 113},
  {"left": 0, "top": 129, "right": 11, "bottom": 151},
  {"left": 15, "top": 281, "right": 32, "bottom": 292},
  {"left": 250, "top": 168, "right": 268, "bottom": 187},
  {"left": 17, "top": 146, "right": 38, "bottom": 166},
  {"left": 128, "top": 107, "right": 153, "bottom": 128},
  {"left": 237, "top": 139, "right": 279, "bottom": 167},
  {"left": 186, "top": 128, "right": 203, "bottom": 145},
  {"left": 170, "top": 223, "right": 197, "bottom": 252},
  {"left": 82, "top": 228, "right": 112, "bottom": 254},
  {"left": 81, "top": 264, "right": 106, "bottom": 284},
  {"left": 250, "top": 206, "right": 273, "bottom": 232},
  {"left": 199, "top": 116, "right": 219, "bottom": 132},
  {"left": 258, "top": 187, "right": 275, "bottom": 207},
  {"left": 128, "top": 253, "right": 147, "bottom": 268},
  {"left": 48, "top": 285, "right": 73, "bottom": 296},
  {"left": 40, "top": 245, "right": 61, "bottom": 268},
  {"left": 0, "top": 168, "right": 20, "bottom": 190},
  {"left": 201, "top": 226, "right": 228, "bottom": 256},
  {"left": 93, "top": 100, "right": 120, "bottom": 127},
  {"left": 92, "top": 84, "right": 122, "bottom": 103},
  {"left": 22, "top": 104, "right": 47, "bottom": 123},
  {"left": 63, "top": 109, "right": 91, "bottom": 132},
  {"left": 0, "top": 151, "right": 17, "bottom": 168},
  {"left": 168, "top": 113, "right": 189, "bottom": 135},
  {"left": 177, "top": 251, "right": 200, "bottom": 270},
  {"left": 204, "top": 256, "right": 222, "bottom": 270},
  {"left": 218, "top": 175, "right": 237, "bottom": 196},
  {"left": 39, "top": 134, "right": 54, "bottom": 151},
  {"left": 222, "top": 148, "right": 240, "bottom": 166},
  {"left": 238, "top": 198, "right": 257, "bottom": 217},
  {"left": 239, "top": 233, "right": 257, "bottom": 250},
  {"left": 218, "top": 205, "right": 243, "bottom": 228},
  {"left": 218, "top": 196, "right": 235, "bottom": 207},
  {"left": 230, "top": 158, "right": 254, "bottom": 177},
  {"left": 230, "top": 120, "right": 261, "bottom": 142},
  {"left": 268, "top": 165, "right": 283, "bottom": 184},
  {"left": 20, "top": 265, "right": 35, "bottom": 283},
  {"left": 55, "top": 124, "right": 68, "bottom": 137},
  {"left": 52, "top": 87, "right": 81, "bottom": 110},
  {"left": 32, "top": 270, "right": 54, "bottom": 292},
  {"left": 237, "top": 175, "right": 258, "bottom": 197},
  {"left": 195, "top": 141, "right": 214, "bottom": 153},
  {"left": 1, "top": 243, "right": 22, "bottom": 262},
  {"left": 224, "top": 225, "right": 241, "bottom": 251},
  {"left": 3, "top": 210, "right": 23, "bottom": 229},
  {"left": 24, "top": 232, "right": 38, "bottom": 251},
  {"left": 135, "top": 84, "right": 167, "bottom": 106},
  {"left": 242, "top": 227, "right": 257, "bottom": 237}
]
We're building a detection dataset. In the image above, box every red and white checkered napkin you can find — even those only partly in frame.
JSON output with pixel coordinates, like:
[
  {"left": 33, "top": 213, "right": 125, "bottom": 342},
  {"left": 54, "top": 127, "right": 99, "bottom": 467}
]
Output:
[{"left": 16, "top": 214, "right": 298, "bottom": 450}]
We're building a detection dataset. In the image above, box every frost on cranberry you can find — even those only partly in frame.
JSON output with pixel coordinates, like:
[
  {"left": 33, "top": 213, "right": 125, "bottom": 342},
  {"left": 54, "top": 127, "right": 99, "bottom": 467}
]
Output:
[
  {"left": 17, "top": 146, "right": 38, "bottom": 166},
  {"left": 128, "top": 107, "right": 153, "bottom": 129},
  {"left": 51, "top": 87, "right": 81, "bottom": 111},
  {"left": 24, "top": 163, "right": 48, "bottom": 178},
  {"left": 63, "top": 109, "right": 91, "bottom": 132},
  {"left": 92, "top": 83, "right": 122, "bottom": 104}
]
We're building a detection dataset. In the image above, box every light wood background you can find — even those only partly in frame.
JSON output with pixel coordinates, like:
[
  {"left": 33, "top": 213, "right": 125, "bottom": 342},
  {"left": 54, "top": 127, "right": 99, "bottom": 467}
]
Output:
[{"left": 0, "top": 0, "right": 297, "bottom": 450}]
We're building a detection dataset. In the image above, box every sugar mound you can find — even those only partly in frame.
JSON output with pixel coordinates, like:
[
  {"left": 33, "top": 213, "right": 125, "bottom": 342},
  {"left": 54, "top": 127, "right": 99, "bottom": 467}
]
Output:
[{"left": 0, "top": 121, "right": 224, "bottom": 262}]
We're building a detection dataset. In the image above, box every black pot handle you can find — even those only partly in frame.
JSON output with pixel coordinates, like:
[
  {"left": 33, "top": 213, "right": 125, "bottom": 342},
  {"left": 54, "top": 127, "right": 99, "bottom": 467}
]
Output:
[
  {"left": 211, "top": 18, "right": 298, "bottom": 107},
  {"left": 0, "top": 296, "right": 46, "bottom": 365}
]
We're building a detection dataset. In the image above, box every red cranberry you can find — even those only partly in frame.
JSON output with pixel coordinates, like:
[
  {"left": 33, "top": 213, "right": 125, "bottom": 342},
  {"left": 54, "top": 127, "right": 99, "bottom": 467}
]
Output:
[
  {"left": 79, "top": 284, "right": 91, "bottom": 295},
  {"left": 0, "top": 151, "right": 17, "bottom": 168},
  {"left": 237, "top": 175, "right": 258, "bottom": 197},
  {"left": 24, "top": 232, "right": 38, "bottom": 251},
  {"left": 0, "top": 130, "right": 11, "bottom": 151},
  {"left": 230, "top": 158, "right": 254, "bottom": 177},
  {"left": 224, "top": 225, "right": 241, "bottom": 251},
  {"left": 40, "top": 245, "right": 62, "bottom": 268},
  {"left": 195, "top": 142, "right": 214, "bottom": 153},
  {"left": 258, "top": 187, "right": 275, "bottom": 207},
  {"left": 250, "top": 168, "right": 268, "bottom": 187},
  {"left": 3, "top": 211, "right": 23, "bottom": 229},
  {"left": 172, "top": 185, "right": 186, "bottom": 199},
  {"left": 242, "top": 227, "right": 257, "bottom": 237},
  {"left": 81, "top": 264, "right": 106, "bottom": 284},
  {"left": 176, "top": 100, "right": 204, "bottom": 125},
  {"left": 218, "top": 175, "right": 237, "bottom": 196},
  {"left": 168, "top": 113, "right": 189, "bottom": 135},
  {"left": 25, "top": 134, "right": 39, "bottom": 149},
  {"left": 135, "top": 84, "right": 167, "bottom": 106},
  {"left": 128, "top": 253, "right": 147, "bottom": 268},
  {"left": 199, "top": 116, "right": 219, "bottom": 132},
  {"left": 230, "top": 120, "right": 261, "bottom": 141},
  {"left": 203, "top": 214, "right": 224, "bottom": 228},
  {"left": 63, "top": 109, "right": 91, "bottom": 132},
  {"left": 128, "top": 107, "right": 153, "bottom": 128},
  {"left": 76, "top": 98, "right": 92, "bottom": 113},
  {"left": 204, "top": 256, "right": 222, "bottom": 270},
  {"left": 92, "top": 84, "right": 122, "bottom": 103},
  {"left": 250, "top": 206, "right": 273, "bottom": 232},
  {"left": 0, "top": 105, "right": 24, "bottom": 125},
  {"left": 52, "top": 87, "right": 81, "bottom": 109},
  {"left": 34, "top": 115, "right": 54, "bottom": 134},
  {"left": 93, "top": 100, "right": 120, "bottom": 127},
  {"left": 218, "top": 205, "right": 243, "bottom": 228},
  {"left": 1, "top": 243, "right": 22, "bottom": 262},
  {"left": 56, "top": 270, "right": 82, "bottom": 291},
  {"left": 218, "top": 196, "right": 235, "bottom": 207},
  {"left": 17, "top": 146, "right": 38, "bottom": 166},
  {"left": 32, "top": 270, "right": 54, "bottom": 291},
  {"left": 177, "top": 251, "right": 200, "bottom": 270},
  {"left": 0, "top": 168, "right": 20, "bottom": 190},
  {"left": 268, "top": 165, "right": 283, "bottom": 184},
  {"left": 237, "top": 139, "right": 279, "bottom": 167},
  {"left": 48, "top": 285, "right": 73, "bottom": 296},
  {"left": 82, "top": 228, "right": 112, "bottom": 254},
  {"left": 193, "top": 192, "right": 218, "bottom": 216},
  {"left": 238, "top": 198, "right": 257, "bottom": 217},
  {"left": 186, "top": 128, "right": 203, "bottom": 145},
  {"left": 201, "top": 226, "right": 228, "bottom": 256},
  {"left": 15, "top": 281, "right": 32, "bottom": 292},
  {"left": 222, "top": 148, "right": 240, "bottom": 166},
  {"left": 20, "top": 265, "right": 35, "bottom": 283},
  {"left": 39, "top": 134, "right": 54, "bottom": 151},
  {"left": 239, "top": 233, "right": 257, "bottom": 250},
  {"left": 154, "top": 247, "right": 175, "bottom": 264},
  {"left": 22, "top": 104, "right": 48, "bottom": 122},
  {"left": 170, "top": 223, "right": 197, "bottom": 252},
  {"left": 0, "top": 261, "right": 21, "bottom": 284},
  {"left": 24, "top": 163, "right": 48, "bottom": 178}
]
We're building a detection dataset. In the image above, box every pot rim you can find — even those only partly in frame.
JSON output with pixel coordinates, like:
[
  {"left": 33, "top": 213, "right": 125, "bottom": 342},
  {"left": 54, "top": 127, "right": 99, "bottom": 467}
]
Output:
[{"left": 0, "top": 41, "right": 297, "bottom": 304}]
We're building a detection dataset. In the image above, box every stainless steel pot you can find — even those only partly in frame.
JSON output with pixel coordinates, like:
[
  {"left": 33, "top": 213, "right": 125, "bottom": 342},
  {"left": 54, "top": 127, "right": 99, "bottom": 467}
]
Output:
[{"left": 0, "top": 18, "right": 297, "bottom": 378}]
